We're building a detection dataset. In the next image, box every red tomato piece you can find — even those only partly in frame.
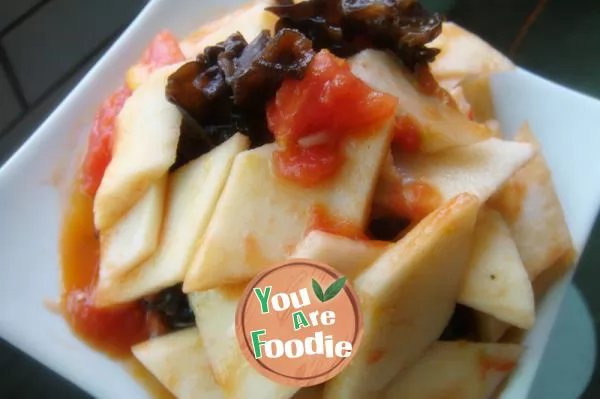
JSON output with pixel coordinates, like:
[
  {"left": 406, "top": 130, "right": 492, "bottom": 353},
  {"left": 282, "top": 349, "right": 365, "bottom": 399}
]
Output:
[
  {"left": 393, "top": 115, "right": 422, "bottom": 153},
  {"left": 140, "top": 30, "right": 185, "bottom": 71},
  {"left": 80, "top": 85, "right": 131, "bottom": 197},
  {"left": 65, "top": 289, "right": 155, "bottom": 357},
  {"left": 267, "top": 50, "right": 397, "bottom": 187}
]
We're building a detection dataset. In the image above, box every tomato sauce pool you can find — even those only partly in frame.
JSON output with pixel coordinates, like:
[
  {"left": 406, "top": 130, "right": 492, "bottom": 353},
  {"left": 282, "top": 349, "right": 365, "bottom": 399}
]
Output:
[{"left": 60, "top": 186, "right": 164, "bottom": 358}]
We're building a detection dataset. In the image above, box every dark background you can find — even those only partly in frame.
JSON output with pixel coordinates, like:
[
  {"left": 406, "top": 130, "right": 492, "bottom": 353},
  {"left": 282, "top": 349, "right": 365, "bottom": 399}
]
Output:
[{"left": 0, "top": 0, "right": 599, "bottom": 398}]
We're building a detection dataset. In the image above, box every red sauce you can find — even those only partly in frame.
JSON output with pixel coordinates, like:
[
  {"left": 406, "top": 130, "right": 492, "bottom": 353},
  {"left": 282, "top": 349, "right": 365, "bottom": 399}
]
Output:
[
  {"left": 387, "top": 178, "right": 443, "bottom": 222},
  {"left": 267, "top": 50, "right": 397, "bottom": 187},
  {"left": 81, "top": 85, "right": 131, "bottom": 197},
  {"left": 393, "top": 115, "right": 422, "bottom": 153},
  {"left": 60, "top": 186, "right": 164, "bottom": 358},
  {"left": 139, "top": 31, "right": 185, "bottom": 72},
  {"left": 367, "top": 349, "right": 385, "bottom": 365},
  {"left": 479, "top": 354, "right": 517, "bottom": 379},
  {"left": 307, "top": 203, "right": 368, "bottom": 240}
]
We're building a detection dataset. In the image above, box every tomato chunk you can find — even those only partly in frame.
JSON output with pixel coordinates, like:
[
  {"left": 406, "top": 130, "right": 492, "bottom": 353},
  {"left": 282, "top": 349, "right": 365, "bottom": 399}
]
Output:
[
  {"left": 267, "top": 50, "right": 397, "bottom": 187},
  {"left": 140, "top": 30, "right": 185, "bottom": 71},
  {"left": 65, "top": 290, "right": 155, "bottom": 357},
  {"left": 80, "top": 85, "right": 131, "bottom": 197},
  {"left": 393, "top": 115, "right": 422, "bottom": 153}
]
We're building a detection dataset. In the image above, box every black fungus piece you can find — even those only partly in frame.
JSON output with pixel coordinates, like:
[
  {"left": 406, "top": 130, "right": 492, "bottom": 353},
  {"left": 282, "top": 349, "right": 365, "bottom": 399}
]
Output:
[
  {"left": 166, "top": 29, "right": 314, "bottom": 168},
  {"left": 440, "top": 305, "right": 478, "bottom": 341},
  {"left": 143, "top": 284, "right": 196, "bottom": 331},
  {"left": 267, "top": 0, "right": 443, "bottom": 70},
  {"left": 368, "top": 216, "right": 410, "bottom": 241}
]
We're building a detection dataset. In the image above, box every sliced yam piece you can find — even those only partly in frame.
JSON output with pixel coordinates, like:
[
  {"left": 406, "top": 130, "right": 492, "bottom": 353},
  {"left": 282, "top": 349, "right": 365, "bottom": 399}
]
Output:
[
  {"left": 179, "top": 1, "right": 277, "bottom": 59},
  {"left": 459, "top": 207, "right": 535, "bottom": 329},
  {"left": 132, "top": 328, "right": 223, "bottom": 399},
  {"left": 188, "top": 229, "right": 387, "bottom": 399},
  {"left": 500, "top": 248, "right": 576, "bottom": 344},
  {"left": 474, "top": 312, "right": 511, "bottom": 343},
  {"left": 488, "top": 124, "right": 574, "bottom": 279},
  {"left": 349, "top": 49, "right": 492, "bottom": 153},
  {"left": 428, "top": 22, "right": 515, "bottom": 81},
  {"left": 459, "top": 74, "right": 496, "bottom": 123},
  {"left": 94, "top": 65, "right": 182, "bottom": 231},
  {"left": 374, "top": 138, "right": 534, "bottom": 221},
  {"left": 324, "top": 194, "right": 480, "bottom": 399},
  {"left": 183, "top": 120, "right": 393, "bottom": 292},
  {"left": 291, "top": 230, "right": 388, "bottom": 278},
  {"left": 99, "top": 177, "right": 167, "bottom": 279},
  {"left": 95, "top": 134, "right": 249, "bottom": 306},
  {"left": 475, "top": 248, "right": 576, "bottom": 343},
  {"left": 189, "top": 288, "right": 299, "bottom": 399},
  {"left": 394, "top": 137, "right": 535, "bottom": 203},
  {"left": 384, "top": 341, "right": 523, "bottom": 399}
]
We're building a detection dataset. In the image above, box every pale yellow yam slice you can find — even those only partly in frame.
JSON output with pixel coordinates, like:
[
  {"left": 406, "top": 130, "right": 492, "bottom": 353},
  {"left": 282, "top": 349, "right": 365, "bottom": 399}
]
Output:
[
  {"left": 99, "top": 177, "right": 167, "bottom": 279},
  {"left": 183, "top": 120, "right": 393, "bottom": 292},
  {"left": 291, "top": 231, "right": 388, "bottom": 278},
  {"left": 324, "top": 194, "right": 480, "bottom": 399},
  {"left": 489, "top": 124, "right": 574, "bottom": 279},
  {"left": 349, "top": 49, "right": 492, "bottom": 153},
  {"left": 459, "top": 74, "right": 496, "bottom": 123},
  {"left": 474, "top": 312, "right": 510, "bottom": 343},
  {"left": 459, "top": 207, "right": 535, "bottom": 329},
  {"left": 474, "top": 248, "right": 576, "bottom": 343},
  {"left": 189, "top": 287, "right": 299, "bottom": 399},
  {"left": 132, "top": 328, "right": 223, "bottom": 399},
  {"left": 384, "top": 341, "right": 523, "bottom": 399},
  {"left": 179, "top": 1, "right": 277, "bottom": 60},
  {"left": 394, "top": 137, "right": 535, "bottom": 203},
  {"left": 188, "top": 229, "right": 387, "bottom": 399},
  {"left": 95, "top": 134, "right": 249, "bottom": 306},
  {"left": 429, "top": 22, "right": 514, "bottom": 81},
  {"left": 94, "top": 65, "right": 182, "bottom": 231}
]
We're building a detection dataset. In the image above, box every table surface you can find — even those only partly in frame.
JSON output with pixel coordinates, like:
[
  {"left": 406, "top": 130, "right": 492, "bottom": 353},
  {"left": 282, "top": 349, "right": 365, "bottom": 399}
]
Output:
[{"left": 1, "top": 0, "right": 599, "bottom": 398}]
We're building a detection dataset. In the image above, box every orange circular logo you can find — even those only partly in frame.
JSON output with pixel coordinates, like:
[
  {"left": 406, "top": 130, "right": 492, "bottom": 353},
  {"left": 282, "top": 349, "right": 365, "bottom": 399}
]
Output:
[{"left": 235, "top": 259, "right": 363, "bottom": 387}]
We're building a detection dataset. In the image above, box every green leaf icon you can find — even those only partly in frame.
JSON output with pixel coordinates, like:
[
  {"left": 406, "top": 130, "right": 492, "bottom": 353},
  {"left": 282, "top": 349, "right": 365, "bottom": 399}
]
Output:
[
  {"left": 323, "top": 276, "right": 347, "bottom": 302},
  {"left": 312, "top": 279, "right": 325, "bottom": 302}
]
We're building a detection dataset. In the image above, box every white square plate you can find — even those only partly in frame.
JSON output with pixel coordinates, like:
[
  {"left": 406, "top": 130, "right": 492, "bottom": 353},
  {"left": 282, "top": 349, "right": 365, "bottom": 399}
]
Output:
[{"left": 1, "top": 0, "right": 599, "bottom": 398}]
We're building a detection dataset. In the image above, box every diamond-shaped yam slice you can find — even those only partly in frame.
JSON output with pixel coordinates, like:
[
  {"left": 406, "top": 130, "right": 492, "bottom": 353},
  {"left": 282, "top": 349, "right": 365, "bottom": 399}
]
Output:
[
  {"left": 488, "top": 124, "right": 574, "bottom": 279},
  {"left": 429, "top": 22, "right": 515, "bottom": 81},
  {"left": 384, "top": 341, "right": 523, "bottom": 399},
  {"left": 94, "top": 65, "right": 182, "bottom": 231},
  {"left": 291, "top": 231, "right": 388, "bottom": 278},
  {"left": 183, "top": 120, "right": 393, "bottom": 292},
  {"left": 179, "top": 1, "right": 277, "bottom": 60},
  {"left": 99, "top": 176, "right": 167, "bottom": 279},
  {"left": 132, "top": 328, "right": 223, "bottom": 399},
  {"left": 349, "top": 49, "right": 492, "bottom": 153},
  {"left": 188, "top": 288, "right": 299, "bottom": 399},
  {"left": 323, "top": 194, "right": 480, "bottom": 399},
  {"left": 474, "top": 247, "right": 576, "bottom": 343},
  {"left": 394, "top": 138, "right": 535, "bottom": 203},
  {"left": 95, "top": 134, "right": 249, "bottom": 306},
  {"left": 187, "top": 228, "right": 389, "bottom": 399},
  {"left": 459, "top": 207, "right": 535, "bottom": 329}
]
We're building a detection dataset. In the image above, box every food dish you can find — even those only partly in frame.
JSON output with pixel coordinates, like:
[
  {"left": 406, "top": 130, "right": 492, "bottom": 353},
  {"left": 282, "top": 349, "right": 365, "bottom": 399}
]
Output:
[{"left": 0, "top": 0, "right": 596, "bottom": 399}]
